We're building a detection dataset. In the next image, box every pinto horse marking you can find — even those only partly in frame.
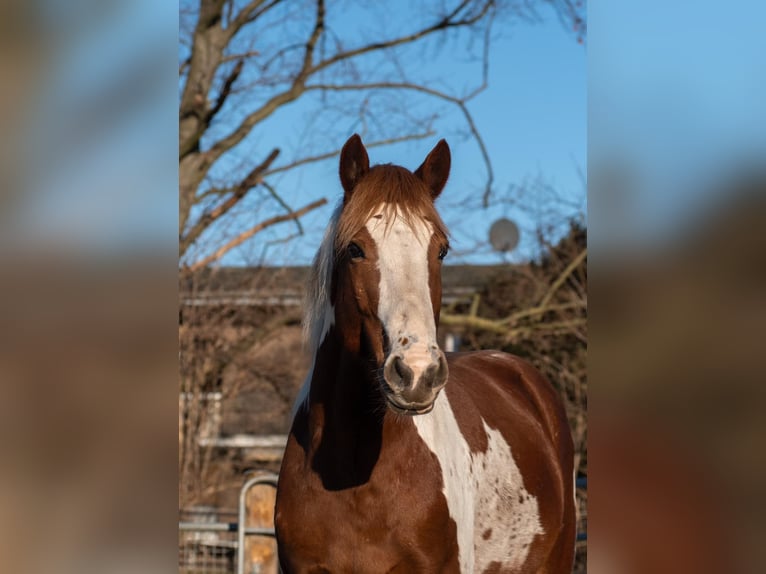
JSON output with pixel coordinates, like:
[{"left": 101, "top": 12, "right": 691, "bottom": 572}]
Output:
[
  {"left": 275, "top": 134, "right": 575, "bottom": 573},
  {"left": 413, "top": 390, "right": 543, "bottom": 573}
]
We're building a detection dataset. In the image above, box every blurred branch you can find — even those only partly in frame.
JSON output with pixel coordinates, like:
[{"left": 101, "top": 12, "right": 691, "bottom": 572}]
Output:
[
  {"left": 500, "top": 301, "right": 584, "bottom": 325},
  {"left": 440, "top": 312, "right": 506, "bottom": 334},
  {"left": 503, "top": 318, "right": 587, "bottom": 343},
  {"left": 441, "top": 303, "right": 585, "bottom": 334},
  {"left": 440, "top": 312, "right": 586, "bottom": 341},
  {"left": 469, "top": 293, "right": 481, "bottom": 317},
  {"left": 179, "top": 57, "right": 190, "bottom": 75},
  {"left": 440, "top": 242, "right": 587, "bottom": 340},
  {"left": 538, "top": 247, "right": 587, "bottom": 309}
]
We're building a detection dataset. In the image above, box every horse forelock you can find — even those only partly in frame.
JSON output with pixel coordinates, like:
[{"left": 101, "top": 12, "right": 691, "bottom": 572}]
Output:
[{"left": 335, "top": 165, "right": 449, "bottom": 250}]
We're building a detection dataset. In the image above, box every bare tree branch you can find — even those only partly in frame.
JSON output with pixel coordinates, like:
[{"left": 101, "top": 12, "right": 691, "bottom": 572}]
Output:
[
  {"left": 261, "top": 180, "right": 304, "bottom": 236},
  {"left": 204, "top": 0, "right": 325, "bottom": 164},
  {"left": 181, "top": 148, "right": 280, "bottom": 254},
  {"left": 228, "top": 0, "right": 283, "bottom": 36},
  {"left": 538, "top": 247, "right": 587, "bottom": 309},
  {"left": 203, "top": 0, "right": 493, "bottom": 176},
  {"left": 263, "top": 130, "right": 436, "bottom": 178},
  {"left": 440, "top": 302, "right": 586, "bottom": 335},
  {"left": 187, "top": 197, "right": 328, "bottom": 272},
  {"left": 310, "top": 0, "right": 495, "bottom": 76},
  {"left": 207, "top": 58, "right": 244, "bottom": 122},
  {"left": 503, "top": 318, "right": 587, "bottom": 343},
  {"left": 301, "top": 0, "right": 325, "bottom": 74},
  {"left": 178, "top": 0, "right": 584, "bottom": 264},
  {"left": 221, "top": 50, "right": 260, "bottom": 64},
  {"left": 304, "top": 81, "right": 493, "bottom": 205},
  {"left": 500, "top": 301, "right": 585, "bottom": 325}
]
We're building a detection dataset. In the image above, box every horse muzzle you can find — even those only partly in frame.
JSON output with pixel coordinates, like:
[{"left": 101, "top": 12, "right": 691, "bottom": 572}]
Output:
[{"left": 381, "top": 349, "right": 448, "bottom": 415}]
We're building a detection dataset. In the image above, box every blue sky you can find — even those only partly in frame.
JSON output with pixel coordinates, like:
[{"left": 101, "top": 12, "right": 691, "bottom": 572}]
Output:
[
  {"left": 589, "top": 0, "right": 766, "bottom": 253},
  {"left": 204, "top": 3, "right": 587, "bottom": 267}
]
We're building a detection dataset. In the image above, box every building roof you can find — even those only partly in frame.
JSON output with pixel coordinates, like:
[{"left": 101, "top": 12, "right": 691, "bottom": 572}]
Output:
[{"left": 181, "top": 265, "right": 513, "bottom": 307}]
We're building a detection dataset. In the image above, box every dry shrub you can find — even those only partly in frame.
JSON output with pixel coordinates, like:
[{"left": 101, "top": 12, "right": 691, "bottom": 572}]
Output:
[{"left": 442, "top": 220, "right": 587, "bottom": 572}]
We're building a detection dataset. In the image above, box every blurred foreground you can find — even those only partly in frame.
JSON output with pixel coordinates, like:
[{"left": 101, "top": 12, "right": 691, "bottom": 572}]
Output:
[{"left": 590, "top": 175, "right": 766, "bottom": 574}]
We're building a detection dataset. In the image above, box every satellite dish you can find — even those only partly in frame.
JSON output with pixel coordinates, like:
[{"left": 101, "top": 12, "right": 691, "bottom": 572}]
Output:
[{"left": 489, "top": 218, "right": 519, "bottom": 253}]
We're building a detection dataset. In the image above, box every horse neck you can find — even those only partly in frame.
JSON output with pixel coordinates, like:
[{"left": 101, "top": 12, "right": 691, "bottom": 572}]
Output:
[
  {"left": 302, "top": 326, "right": 392, "bottom": 488},
  {"left": 307, "top": 325, "right": 382, "bottom": 433}
]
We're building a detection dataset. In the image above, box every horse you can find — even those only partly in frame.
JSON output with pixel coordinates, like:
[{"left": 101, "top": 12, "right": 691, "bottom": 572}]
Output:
[{"left": 274, "top": 134, "right": 575, "bottom": 573}]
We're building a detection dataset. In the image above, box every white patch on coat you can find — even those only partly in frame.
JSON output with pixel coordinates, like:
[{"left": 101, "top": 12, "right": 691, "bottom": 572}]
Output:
[
  {"left": 365, "top": 205, "right": 440, "bottom": 381},
  {"left": 413, "top": 391, "right": 543, "bottom": 573}
]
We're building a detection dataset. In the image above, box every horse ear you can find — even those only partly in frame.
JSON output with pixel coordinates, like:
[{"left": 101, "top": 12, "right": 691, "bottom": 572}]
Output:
[
  {"left": 414, "top": 139, "right": 451, "bottom": 199},
  {"left": 339, "top": 134, "right": 370, "bottom": 201}
]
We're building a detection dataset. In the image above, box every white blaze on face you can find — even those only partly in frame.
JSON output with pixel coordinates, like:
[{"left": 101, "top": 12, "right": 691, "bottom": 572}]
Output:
[{"left": 365, "top": 205, "right": 440, "bottom": 382}]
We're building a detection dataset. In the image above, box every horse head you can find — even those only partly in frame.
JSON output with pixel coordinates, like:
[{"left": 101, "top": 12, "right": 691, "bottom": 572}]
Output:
[{"left": 334, "top": 134, "right": 451, "bottom": 414}]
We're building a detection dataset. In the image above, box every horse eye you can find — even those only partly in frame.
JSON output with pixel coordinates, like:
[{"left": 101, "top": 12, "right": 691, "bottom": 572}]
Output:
[
  {"left": 438, "top": 245, "right": 449, "bottom": 260},
  {"left": 348, "top": 242, "right": 365, "bottom": 259}
]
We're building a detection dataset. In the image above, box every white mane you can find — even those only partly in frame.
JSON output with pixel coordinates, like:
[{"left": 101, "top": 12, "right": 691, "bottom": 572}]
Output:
[
  {"left": 292, "top": 203, "right": 341, "bottom": 415},
  {"left": 303, "top": 202, "right": 341, "bottom": 354}
]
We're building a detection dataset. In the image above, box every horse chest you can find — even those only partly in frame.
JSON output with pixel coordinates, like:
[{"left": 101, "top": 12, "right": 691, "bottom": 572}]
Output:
[
  {"left": 276, "top": 433, "right": 460, "bottom": 573},
  {"left": 412, "top": 391, "right": 546, "bottom": 573}
]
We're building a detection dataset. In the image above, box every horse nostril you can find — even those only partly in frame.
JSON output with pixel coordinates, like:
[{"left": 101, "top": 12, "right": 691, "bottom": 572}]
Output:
[
  {"left": 394, "top": 357, "right": 406, "bottom": 380},
  {"left": 395, "top": 357, "right": 414, "bottom": 387},
  {"left": 423, "top": 353, "right": 448, "bottom": 389},
  {"left": 384, "top": 355, "right": 413, "bottom": 389}
]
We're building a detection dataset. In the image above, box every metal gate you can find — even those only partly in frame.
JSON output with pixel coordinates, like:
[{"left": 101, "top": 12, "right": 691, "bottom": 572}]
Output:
[{"left": 179, "top": 473, "right": 279, "bottom": 574}]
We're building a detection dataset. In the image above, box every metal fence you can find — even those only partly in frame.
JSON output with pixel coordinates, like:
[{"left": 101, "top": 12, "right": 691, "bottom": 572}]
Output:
[{"left": 179, "top": 473, "right": 279, "bottom": 574}]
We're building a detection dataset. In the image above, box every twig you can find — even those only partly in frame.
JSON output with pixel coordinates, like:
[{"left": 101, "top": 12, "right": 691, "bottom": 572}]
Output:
[{"left": 261, "top": 180, "right": 304, "bottom": 236}]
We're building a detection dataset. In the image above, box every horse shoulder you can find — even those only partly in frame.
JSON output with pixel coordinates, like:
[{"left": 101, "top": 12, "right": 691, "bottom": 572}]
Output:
[
  {"left": 442, "top": 351, "right": 575, "bottom": 573},
  {"left": 448, "top": 350, "right": 572, "bottom": 462}
]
